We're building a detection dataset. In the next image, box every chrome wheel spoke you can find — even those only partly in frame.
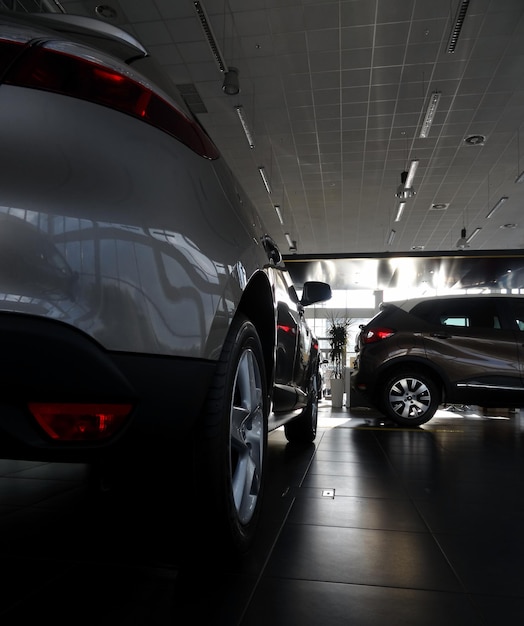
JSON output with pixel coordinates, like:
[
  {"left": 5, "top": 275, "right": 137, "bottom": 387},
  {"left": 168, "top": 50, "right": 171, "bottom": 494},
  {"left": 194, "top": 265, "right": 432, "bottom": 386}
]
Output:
[{"left": 230, "top": 349, "right": 264, "bottom": 524}]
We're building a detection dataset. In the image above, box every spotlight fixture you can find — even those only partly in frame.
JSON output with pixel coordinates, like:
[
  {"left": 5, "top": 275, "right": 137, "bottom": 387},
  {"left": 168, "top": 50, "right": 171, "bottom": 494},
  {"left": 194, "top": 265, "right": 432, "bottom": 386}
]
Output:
[
  {"left": 274, "top": 204, "right": 284, "bottom": 224},
  {"left": 222, "top": 66, "right": 239, "bottom": 95},
  {"left": 387, "top": 229, "right": 396, "bottom": 245},
  {"left": 486, "top": 196, "right": 508, "bottom": 219},
  {"left": 394, "top": 202, "right": 406, "bottom": 222},
  {"left": 447, "top": 0, "right": 470, "bottom": 53},
  {"left": 235, "top": 105, "right": 254, "bottom": 148},
  {"left": 396, "top": 159, "right": 419, "bottom": 199},
  {"left": 419, "top": 91, "right": 441, "bottom": 138},
  {"left": 258, "top": 166, "right": 272, "bottom": 194},
  {"left": 456, "top": 227, "right": 469, "bottom": 249}
]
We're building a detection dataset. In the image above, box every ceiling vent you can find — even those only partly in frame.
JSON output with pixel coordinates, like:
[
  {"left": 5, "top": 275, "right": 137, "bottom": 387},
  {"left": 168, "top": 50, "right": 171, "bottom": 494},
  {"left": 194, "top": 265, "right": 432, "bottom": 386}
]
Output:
[
  {"left": 464, "top": 134, "right": 485, "bottom": 146},
  {"left": 176, "top": 84, "right": 208, "bottom": 114}
]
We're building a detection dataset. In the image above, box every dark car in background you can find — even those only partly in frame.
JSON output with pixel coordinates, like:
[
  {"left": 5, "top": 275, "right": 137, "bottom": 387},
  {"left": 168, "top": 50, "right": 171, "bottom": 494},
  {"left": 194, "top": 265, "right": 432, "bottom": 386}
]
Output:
[
  {"left": 351, "top": 294, "right": 524, "bottom": 426},
  {"left": 0, "top": 10, "right": 331, "bottom": 555}
]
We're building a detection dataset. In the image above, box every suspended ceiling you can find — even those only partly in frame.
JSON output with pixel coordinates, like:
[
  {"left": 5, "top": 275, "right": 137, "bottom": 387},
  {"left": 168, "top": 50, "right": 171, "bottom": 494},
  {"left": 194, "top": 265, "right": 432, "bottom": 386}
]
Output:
[{"left": 8, "top": 0, "right": 524, "bottom": 289}]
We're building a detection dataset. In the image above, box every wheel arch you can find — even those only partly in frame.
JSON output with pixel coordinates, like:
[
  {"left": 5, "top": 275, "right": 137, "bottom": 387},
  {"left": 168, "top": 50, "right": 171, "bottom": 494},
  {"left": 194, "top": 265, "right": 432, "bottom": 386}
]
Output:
[
  {"left": 236, "top": 270, "right": 276, "bottom": 394},
  {"left": 376, "top": 357, "right": 447, "bottom": 402}
]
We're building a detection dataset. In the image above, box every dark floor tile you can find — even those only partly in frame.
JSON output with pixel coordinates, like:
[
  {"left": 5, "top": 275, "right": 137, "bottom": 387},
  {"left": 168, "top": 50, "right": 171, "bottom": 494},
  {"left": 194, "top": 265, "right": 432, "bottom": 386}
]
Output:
[
  {"left": 241, "top": 578, "right": 482, "bottom": 626},
  {"left": 1, "top": 560, "right": 180, "bottom": 626},
  {"left": 306, "top": 458, "right": 395, "bottom": 478},
  {"left": 301, "top": 471, "right": 408, "bottom": 499},
  {"left": 265, "top": 523, "right": 462, "bottom": 592},
  {"left": 435, "top": 531, "right": 524, "bottom": 597},
  {"left": 287, "top": 493, "right": 428, "bottom": 532},
  {"left": 0, "top": 476, "right": 79, "bottom": 506},
  {"left": 473, "top": 593, "right": 524, "bottom": 623}
]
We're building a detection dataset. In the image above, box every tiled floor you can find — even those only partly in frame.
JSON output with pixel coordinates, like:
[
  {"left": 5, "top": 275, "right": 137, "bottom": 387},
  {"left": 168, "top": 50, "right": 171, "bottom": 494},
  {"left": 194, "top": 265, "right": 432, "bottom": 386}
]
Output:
[{"left": 1, "top": 400, "right": 524, "bottom": 624}]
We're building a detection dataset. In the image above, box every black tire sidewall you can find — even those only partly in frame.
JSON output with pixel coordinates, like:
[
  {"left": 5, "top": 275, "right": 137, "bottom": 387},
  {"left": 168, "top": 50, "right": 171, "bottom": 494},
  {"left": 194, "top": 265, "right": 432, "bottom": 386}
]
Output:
[
  {"left": 381, "top": 369, "right": 439, "bottom": 426},
  {"left": 198, "top": 315, "right": 268, "bottom": 556}
]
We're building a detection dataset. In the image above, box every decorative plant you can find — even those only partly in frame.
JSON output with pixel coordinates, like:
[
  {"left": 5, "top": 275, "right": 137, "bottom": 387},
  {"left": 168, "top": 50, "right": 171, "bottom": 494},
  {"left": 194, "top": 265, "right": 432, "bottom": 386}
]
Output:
[{"left": 328, "top": 317, "right": 350, "bottom": 379}]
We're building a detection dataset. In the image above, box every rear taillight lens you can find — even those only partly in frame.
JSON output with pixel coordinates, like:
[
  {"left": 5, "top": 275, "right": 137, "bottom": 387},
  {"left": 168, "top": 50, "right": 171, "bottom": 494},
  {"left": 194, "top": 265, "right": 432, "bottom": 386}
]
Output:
[
  {"left": 0, "top": 38, "right": 219, "bottom": 159},
  {"left": 29, "top": 403, "right": 133, "bottom": 441},
  {"left": 362, "top": 327, "right": 395, "bottom": 344}
]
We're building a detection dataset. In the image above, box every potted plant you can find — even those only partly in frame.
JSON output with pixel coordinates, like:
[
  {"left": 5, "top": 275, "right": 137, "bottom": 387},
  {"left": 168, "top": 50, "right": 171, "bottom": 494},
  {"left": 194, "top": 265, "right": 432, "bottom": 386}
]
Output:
[{"left": 328, "top": 318, "right": 350, "bottom": 407}]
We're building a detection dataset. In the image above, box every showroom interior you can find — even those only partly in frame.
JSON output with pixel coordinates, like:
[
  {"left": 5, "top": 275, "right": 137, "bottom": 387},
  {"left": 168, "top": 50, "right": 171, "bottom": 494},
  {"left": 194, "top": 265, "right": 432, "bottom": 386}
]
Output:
[{"left": 2, "top": 0, "right": 524, "bottom": 624}]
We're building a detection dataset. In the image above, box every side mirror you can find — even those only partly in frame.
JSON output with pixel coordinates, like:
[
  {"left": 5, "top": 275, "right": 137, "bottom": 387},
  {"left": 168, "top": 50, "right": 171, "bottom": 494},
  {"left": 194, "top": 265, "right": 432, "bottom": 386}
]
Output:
[{"left": 301, "top": 281, "right": 332, "bottom": 306}]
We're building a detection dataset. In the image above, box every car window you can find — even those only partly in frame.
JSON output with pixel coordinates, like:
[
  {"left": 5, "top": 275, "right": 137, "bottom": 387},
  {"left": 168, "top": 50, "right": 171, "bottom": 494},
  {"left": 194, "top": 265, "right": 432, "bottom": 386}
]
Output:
[
  {"left": 411, "top": 298, "right": 501, "bottom": 329},
  {"left": 512, "top": 302, "right": 524, "bottom": 331},
  {"left": 439, "top": 305, "right": 501, "bottom": 329}
]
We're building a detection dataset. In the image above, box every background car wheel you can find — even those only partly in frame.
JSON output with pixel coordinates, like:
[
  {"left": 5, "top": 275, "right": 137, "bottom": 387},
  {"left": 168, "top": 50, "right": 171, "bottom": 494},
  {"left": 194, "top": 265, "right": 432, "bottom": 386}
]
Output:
[
  {"left": 198, "top": 315, "right": 268, "bottom": 557},
  {"left": 284, "top": 369, "right": 319, "bottom": 443},
  {"left": 380, "top": 369, "right": 439, "bottom": 426}
]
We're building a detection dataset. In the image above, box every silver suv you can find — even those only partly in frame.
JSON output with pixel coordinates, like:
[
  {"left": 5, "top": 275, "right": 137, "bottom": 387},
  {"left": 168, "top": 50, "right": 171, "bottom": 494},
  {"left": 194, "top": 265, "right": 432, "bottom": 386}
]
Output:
[{"left": 0, "top": 11, "right": 331, "bottom": 555}]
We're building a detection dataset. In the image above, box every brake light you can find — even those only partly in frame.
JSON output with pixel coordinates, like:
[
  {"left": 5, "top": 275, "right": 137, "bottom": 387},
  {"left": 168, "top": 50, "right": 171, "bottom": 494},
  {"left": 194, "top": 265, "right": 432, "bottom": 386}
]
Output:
[
  {"left": 0, "top": 38, "right": 219, "bottom": 160},
  {"left": 29, "top": 403, "right": 133, "bottom": 441},
  {"left": 362, "top": 327, "right": 395, "bottom": 344},
  {"left": 278, "top": 324, "right": 297, "bottom": 335}
]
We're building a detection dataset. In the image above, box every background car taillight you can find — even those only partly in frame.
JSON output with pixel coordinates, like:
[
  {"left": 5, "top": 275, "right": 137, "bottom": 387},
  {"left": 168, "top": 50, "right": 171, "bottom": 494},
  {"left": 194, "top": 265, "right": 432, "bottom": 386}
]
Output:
[
  {"left": 28, "top": 403, "right": 133, "bottom": 441},
  {"left": 0, "top": 37, "right": 218, "bottom": 160},
  {"left": 362, "top": 327, "right": 396, "bottom": 344}
]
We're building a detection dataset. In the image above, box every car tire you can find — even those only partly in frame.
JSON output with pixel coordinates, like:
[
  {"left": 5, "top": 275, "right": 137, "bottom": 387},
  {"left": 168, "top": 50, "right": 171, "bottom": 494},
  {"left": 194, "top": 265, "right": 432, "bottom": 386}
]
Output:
[
  {"left": 198, "top": 314, "right": 268, "bottom": 557},
  {"left": 380, "top": 368, "right": 440, "bottom": 426},
  {"left": 284, "top": 368, "right": 319, "bottom": 443}
]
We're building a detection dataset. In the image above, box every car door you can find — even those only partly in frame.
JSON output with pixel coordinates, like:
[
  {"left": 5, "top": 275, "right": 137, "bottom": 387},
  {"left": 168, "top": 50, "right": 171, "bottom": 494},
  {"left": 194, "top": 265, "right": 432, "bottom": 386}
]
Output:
[
  {"left": 418, "top": 297, "right": 523, "bottom": 403},
  {"left": 273, "top": 271, "right": 311, "bottom": 407}
]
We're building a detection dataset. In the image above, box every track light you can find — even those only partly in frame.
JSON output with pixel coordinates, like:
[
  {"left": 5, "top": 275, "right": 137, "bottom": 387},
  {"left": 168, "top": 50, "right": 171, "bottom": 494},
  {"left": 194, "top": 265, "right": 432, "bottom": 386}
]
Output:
[
  {"left": 194, "top": 1, "right": 227, "bottom": 72},
  {"left": 516, "top": 171, "right": 524, "bottom": 184},
  {"left": 396, "top": 160, "right": 419, "bottom": 199},
  {"left": 258, "top": 166, "right": 272, "bottom": 194},
  {"left": 447, "top": 0, "right": 470, "bottom": 53},
  {"left": 235, "top": 105, "right": 254, "bottom": 148},
  {"left": 274, "top": 204, "right": 284, "bottom": 224},
  {"left": 195, "top": 1, "right": 240, "bottom": 94},
  {"left": 387, "top": 229, "right": 396, "bottom": 245},
  {"left": 486, "top": 196, "right": 508, "bottom": 219},
  {"left": 419, "top": 91, "right": 441, "bottom": 138}
]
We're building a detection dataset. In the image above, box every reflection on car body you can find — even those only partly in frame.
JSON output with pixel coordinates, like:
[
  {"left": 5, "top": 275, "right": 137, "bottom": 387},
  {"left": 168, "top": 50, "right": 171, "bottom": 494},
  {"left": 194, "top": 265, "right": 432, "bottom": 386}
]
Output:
[{"left": 0, "top": 10, "right": 331, "bottom": 556}]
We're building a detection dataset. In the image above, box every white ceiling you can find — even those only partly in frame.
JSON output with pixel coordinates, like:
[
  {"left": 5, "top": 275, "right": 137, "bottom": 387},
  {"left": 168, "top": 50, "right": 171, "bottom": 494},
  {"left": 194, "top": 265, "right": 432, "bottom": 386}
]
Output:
[{"left": 18, "top": 0, "right": 524, "bottom": 260}]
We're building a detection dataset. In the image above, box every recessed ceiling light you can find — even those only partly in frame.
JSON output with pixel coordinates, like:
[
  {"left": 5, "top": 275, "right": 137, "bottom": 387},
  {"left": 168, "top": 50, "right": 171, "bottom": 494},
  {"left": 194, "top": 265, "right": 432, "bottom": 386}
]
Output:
[
  {"left": 411, "top": 245, "right": 425, "bottom": 250},
  {"left": 95, "top": 5, "right": 117, "bottom": 19},
  {"left": 464, "top": 134, "right": 486, "bottom": 145},
  {"left": 500, "top": 223, "right": 517, "bottom": 229},
  {"left": 430, "top": 203, "right": 449, "bottom": 210}
]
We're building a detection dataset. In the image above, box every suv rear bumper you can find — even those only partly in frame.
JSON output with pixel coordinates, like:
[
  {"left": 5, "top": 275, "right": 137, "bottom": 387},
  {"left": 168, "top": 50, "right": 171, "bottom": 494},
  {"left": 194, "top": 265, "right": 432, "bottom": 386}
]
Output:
[{"left": 0, "top": 313, "right": 215, "bottom": 462}]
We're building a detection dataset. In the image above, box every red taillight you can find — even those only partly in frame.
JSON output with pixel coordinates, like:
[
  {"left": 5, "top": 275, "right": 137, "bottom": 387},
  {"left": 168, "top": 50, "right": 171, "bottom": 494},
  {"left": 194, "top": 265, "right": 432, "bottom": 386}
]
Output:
[
  {"left": 362, "top": 327, "right": 395, "bottom": 344},
  {"left": 278, "top": 324, "right": 297, "bottom": 335},
  {"left": 0, "top": 39, "right": 219, "bottom": 160},
  {"left": 28, "top": 403, "right": 133, "bottom": 441}
]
